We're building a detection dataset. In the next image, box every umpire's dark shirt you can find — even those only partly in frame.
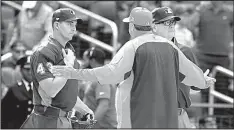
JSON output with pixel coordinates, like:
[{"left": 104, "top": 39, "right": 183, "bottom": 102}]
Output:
[
  {"left": 30, "top": 36, "right": 80, "bottom": 112},
  {"left": 173, "top": 37, "right": 199, "bottom": 108}
]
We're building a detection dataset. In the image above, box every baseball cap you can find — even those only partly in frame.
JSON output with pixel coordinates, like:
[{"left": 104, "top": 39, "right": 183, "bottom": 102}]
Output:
[
  {"left": 52, "top": 8, "right": 83, "bottom": 24},
  {"left": 152, "top": 7, "right": 181, "bottom": 23},
  {"left": 123, "top": 7, "right": 152, "bottom": 30},
  {"left": 22, "top": 1, "right": 37, "bottom": 9},
  {"left": 16, "top": 55, "right": 31, "bottom": 69}
]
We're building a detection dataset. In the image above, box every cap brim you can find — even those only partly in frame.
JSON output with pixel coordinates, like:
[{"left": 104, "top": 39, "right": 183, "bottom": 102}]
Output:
[
  {"left": 155, "top": 16, "right": 181, "bottom": 23},
  {"left": 65, "top": 17, "right": 83, "bottom": 24},
  {"left": 123, "top": 17, "right": 130, "bottom": 23}
]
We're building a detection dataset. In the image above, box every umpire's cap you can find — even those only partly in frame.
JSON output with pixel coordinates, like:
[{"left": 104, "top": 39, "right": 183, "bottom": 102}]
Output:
[
  {"left": 16, "top": 55, "right": 31, "bottom": 69},
  {"left": 152, "top": 7, "right": 181, "bottom": 23},
  {"left": 123, "top": 7, "right": 152, "bottom": 31},
  {"left": 52, "top": 8, "right": 83, "bottom": 24}
]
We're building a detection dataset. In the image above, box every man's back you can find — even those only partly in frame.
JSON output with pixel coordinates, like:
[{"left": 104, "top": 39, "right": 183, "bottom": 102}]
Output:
[
  {"left": 119, "top": 34, "right": 180, "bottom": 128},
  {"left": 131, "top": 38, "right": 179, "bottom": 128}
]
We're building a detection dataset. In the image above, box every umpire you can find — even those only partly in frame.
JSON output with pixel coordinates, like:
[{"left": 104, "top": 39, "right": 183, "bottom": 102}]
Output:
[{"left": 20, "top": 8, "right": 93, "bottom": 129}]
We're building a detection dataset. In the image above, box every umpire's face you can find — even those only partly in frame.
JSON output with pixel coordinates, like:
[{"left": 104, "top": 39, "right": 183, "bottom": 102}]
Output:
[{"left": 57, "top": 20, "right": 77, "bottom": 41}]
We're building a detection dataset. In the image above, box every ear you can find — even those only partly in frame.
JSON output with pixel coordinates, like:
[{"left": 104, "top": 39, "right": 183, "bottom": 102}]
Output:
[
  {"left": 151, "top": 23, "right": 157, "bottom": 32},
  {"left": 55, "top": 22, "right": 59, "bottom": 29},
  {"left": 130, "top": 23, "right": 134, "bottom": 31}
]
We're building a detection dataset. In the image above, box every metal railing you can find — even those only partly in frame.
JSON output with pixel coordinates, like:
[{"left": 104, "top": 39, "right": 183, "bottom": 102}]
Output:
[
  {"left": 1, "top": 50, "right": 32, "bottom": 62},
  {"left": 1, "top": 1, "right": 22, "bottom": 10},
  {"left": 1, "top": 1, "right": 118, "bottom": 56},
  {"left": 58, "top": 1, "right": 118, "bottom": 55},
  {"left": 208, "top": 66, "right": 234, "bottom": 115},
  {"left": 190, "top": 66, "right": 233, "bottom": 115}
]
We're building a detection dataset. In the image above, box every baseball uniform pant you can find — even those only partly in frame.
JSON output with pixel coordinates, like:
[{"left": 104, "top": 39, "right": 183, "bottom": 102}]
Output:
[
  {"left": 20, "top": 105, "right": 72, "bottom": 128},
  {"left": 178, "top": 108, "right": 196, "bottom": 128}
]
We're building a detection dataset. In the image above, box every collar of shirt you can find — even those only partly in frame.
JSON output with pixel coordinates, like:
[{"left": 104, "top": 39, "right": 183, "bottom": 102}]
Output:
[
  {"left": 171, "top": 37, "right": 179, "bottom": 47},
  {"left": 22, "top": 79, "right": 33, "bottom": 91},
  {"left": 48, "top": 35, "right": 65, "bottom": 50},
  {"left": 48, "top": 36, "right": 74, "bottom": 51}
]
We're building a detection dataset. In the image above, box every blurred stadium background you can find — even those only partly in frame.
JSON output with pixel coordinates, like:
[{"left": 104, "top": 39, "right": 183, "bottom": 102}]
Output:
[{"left": 1, "top": 1, "right": 233, "bottom": 129}]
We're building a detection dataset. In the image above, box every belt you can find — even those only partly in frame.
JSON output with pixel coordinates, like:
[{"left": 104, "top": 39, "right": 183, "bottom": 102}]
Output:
[
  {"left": 33, "top": 105, "right": 75, "bottom": 118},
  {"left": 178, "top": 108, "right": 183, "bottom": 115}
]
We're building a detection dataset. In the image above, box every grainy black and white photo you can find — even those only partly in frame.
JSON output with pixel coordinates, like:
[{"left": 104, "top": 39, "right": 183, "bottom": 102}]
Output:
[{"left": 1, "top": 1, "right": 233, "bottom": 129}]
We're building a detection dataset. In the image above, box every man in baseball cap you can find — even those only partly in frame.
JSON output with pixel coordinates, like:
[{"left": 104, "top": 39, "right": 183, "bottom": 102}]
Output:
[
  {"left": 122, "top": 7, "right": 152, "bottom": 39},
  {"left": 20, "top": 7, "right": 94, "bottom": 129},
  {"left": 52, "top": 8, "right": 83, "bottom": 25},
  {"left": 152, "top": 7, "right": 181, "bottom": 24},
  {"left": 151, "top": 7, "right": 216, "bottom": 128},
  {"left": 151, "top": 7, "right": 181, "bottom": 41}
]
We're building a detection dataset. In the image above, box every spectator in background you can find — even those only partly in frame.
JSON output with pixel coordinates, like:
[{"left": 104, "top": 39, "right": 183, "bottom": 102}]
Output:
[
  {"left": 1, "top": 55, "right": 34, "bottom": 129},
  {"left": 1, "top": 41, "right": 27, "bottom": 86},
  {"left": 2, "top": 40, "right": 27, "bottom": 68},
  {"left": 46, "top": 1, "right": 60, "bottom": 11},
  {"left": 89, "top": 1, "right": 117, "bottom": 40},
  {"left": 1, "top": 19, "right": 6, "bottom": 52},
  {"left": 82, "top": 47, "right": 117, "bottom": 128},
  {"left": 11, "top": 1, "right": 53, "bottom": 50},
  {"left": 1, "top": 4, "right": 17, "bottom": 54},
  {"left": 190, "top": 1, "right": 233, "bottom": 70},
  {"left": 173, "top": 6, "right": 195, "bottom": 48},
  {"left": 88, "top": 1, "right": 118, "bottom": 59},
  {"left": 138, "top": 1, "right": 160, "bottom": 11},
  {"left": 116, "top": 1, "right": 138, "bottom": 46},
  {"left": 190, "top": 1, "right": 233, "bottom": 114}
]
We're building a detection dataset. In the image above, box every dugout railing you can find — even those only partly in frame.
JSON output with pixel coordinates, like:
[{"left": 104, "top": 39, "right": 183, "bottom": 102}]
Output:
[{"left": 190, "top": 66, "right": 233, "bottom": 113}]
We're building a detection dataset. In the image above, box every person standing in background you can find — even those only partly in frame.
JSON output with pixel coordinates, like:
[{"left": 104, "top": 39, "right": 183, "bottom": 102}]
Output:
[
  {"left": 1, "top": 55, "right": 34, "bottom": 129},
  {"left": 173, "top": 6, "right": 195, "bottom": 48},
  {"left": 190, "top": 1, "right": 233, "bottom": 115},
  {"left": 11, "top": 1, "right": 53, "bottom": 50},
  {"left": 1, "top": 41, "right": 27, "bottom": 87},
  {"left": 82, "top": 47, "right": 117, "bottom": 129}
]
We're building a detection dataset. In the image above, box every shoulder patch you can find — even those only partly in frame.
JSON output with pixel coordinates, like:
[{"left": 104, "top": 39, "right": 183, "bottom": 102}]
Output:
[{"left": 39, "top": 45, "right": 57, "bottom": 62}]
